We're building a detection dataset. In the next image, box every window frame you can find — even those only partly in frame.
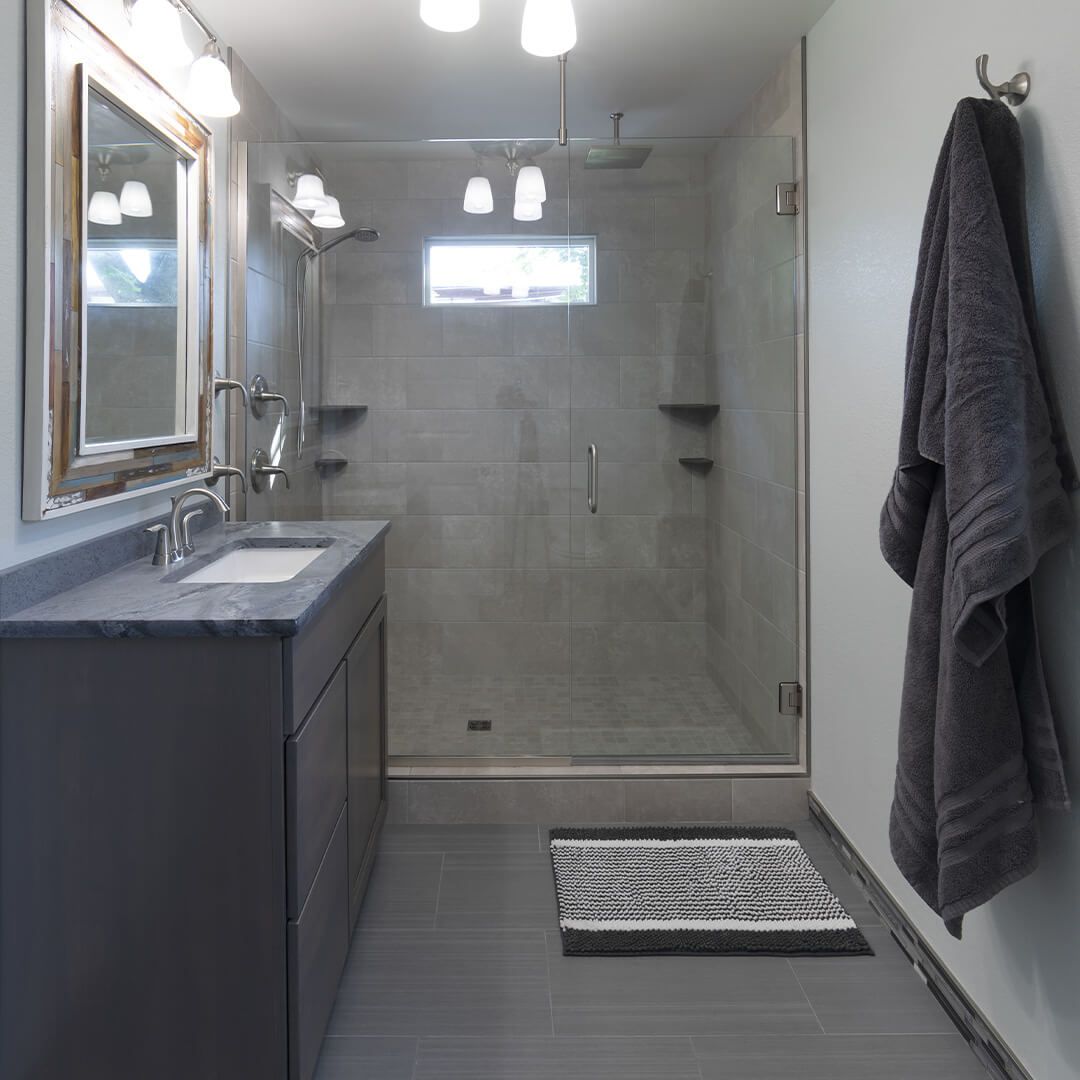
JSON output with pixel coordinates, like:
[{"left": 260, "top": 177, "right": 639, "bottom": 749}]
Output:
[{"left": 422, "top": 234, "right": 598, "bottom": 309}]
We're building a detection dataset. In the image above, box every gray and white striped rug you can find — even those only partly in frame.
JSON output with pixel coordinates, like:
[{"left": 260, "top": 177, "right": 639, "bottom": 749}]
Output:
[{"left": 550, "top": 826, "right": 872, "bottom": 956}]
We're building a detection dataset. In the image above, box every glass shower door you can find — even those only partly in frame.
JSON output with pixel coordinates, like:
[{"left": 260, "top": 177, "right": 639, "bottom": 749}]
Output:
[{"left": 567, "top": 135, "right": 801, "bottom": 761}]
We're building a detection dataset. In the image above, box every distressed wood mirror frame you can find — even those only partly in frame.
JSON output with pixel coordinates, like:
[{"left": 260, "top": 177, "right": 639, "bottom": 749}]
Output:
[{"left": 23, "top": 0, "right": 214, "bottom": 521}]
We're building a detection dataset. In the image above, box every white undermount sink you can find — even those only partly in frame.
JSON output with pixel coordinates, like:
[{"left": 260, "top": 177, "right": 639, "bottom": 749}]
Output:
[{"left": 184, "top": 546, "right": 326, "bottom": 584}]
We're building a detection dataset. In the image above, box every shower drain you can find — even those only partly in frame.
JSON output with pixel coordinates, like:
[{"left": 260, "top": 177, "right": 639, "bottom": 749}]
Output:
[{"left": 467, "top": 719, "right": 492, "bottom": 732}]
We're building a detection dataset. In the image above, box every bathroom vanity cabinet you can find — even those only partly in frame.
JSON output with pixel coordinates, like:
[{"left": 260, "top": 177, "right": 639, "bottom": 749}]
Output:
[{"left": 0, "top": 526, "right": 388, "bottom": 1080}]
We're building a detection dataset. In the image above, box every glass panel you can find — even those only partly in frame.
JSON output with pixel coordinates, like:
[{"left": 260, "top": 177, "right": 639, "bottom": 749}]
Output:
[{"left": 567, "top": 135, "right": 801, "bottom": 761}]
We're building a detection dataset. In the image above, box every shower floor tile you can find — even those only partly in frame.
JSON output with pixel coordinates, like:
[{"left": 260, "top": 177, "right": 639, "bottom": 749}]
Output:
[{"left": 388, "top": 673, "right": 785, "bottom": 759}]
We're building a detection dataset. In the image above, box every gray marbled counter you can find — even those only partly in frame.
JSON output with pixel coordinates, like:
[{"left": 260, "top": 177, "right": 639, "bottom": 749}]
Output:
[{"left": 0, "top": 520, "right": 389, "bottom": 639}]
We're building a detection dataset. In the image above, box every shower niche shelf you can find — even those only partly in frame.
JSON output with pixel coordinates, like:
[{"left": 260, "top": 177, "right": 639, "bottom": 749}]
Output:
[
  {"left": 678, "top": 457, "right": 714, "bottom": 471},
  {"left": 313, "top": 403, "right": 367, "bottom": 414},
  {"left": 658, "top": 402, "right": 719, "bottom": 419}
]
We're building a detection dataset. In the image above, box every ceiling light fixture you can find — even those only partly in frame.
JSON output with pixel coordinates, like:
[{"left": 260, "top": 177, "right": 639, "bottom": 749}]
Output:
[
  {"left": 293, "top": 174, "right": 328, "bottom": 211},
  {"left": 187, "top": 40, "right": 241, "bottom": 117},
  {"left": 520, "top": 0, "right": 577, "bottom": 57},
  {"left": 513, "top": 200, "right": 542, "bottom": 222},
  {"left": 119, "top": 180, "right": 153, "bottom": 217},
  {"left": 420, "top": 0, "right": 480, "bottom": 33},
  {"left": 514, "top": 164, "right": 546, "bottom": 204},
  {"left": 463, "top": 175, "right": 494, "bottom": 215},
  {"left": 311, "top": 195, "right": 346, "bottom": 229},
  {"left": 88, "top": 191, "right": 123, "bottom": 226}
]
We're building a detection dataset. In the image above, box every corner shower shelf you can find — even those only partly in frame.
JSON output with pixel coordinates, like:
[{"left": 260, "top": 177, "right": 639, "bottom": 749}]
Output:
[
  {"left": 678, "top": 457, "right": 714, "bottom": 471},
  {"left": 313, "top": 403, "right": 368, "bottom": 414},
  {"left": 314, "top": 454, "right": 348, "bottom": 474},
  {"left": 658, "top": 402, "right": 719, "bottom": 419}
]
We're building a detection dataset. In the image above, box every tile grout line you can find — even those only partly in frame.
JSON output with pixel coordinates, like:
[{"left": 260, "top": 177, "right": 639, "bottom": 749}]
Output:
[
  {"left": 543, "top": 929, "right": 556, "bottom": 1038},
  {"left": 431, "top": 852, "right": 446, "bottom": 929},
  {"left": 409, "top": 1034, "right": 420, "bottom": 1080},
  {"left": 786, "top": 958, "right": 827, "bottom": 1036}
]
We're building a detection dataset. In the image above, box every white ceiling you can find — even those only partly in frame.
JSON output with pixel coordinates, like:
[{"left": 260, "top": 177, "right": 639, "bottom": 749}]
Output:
[{"left": 196, "top": 0, "right": 833, "bottom": 141}]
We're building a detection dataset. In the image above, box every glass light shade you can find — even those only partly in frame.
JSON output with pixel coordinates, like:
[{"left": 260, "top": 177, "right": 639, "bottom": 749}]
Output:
[
  {"left": 521, "top": 0, "right": 577, "bottom": 57},
  {"left": 293, "top": 173, "right": 327, "bottom": 211},
  {"left": 187, "top": 45, "right": 241, "bottom": 118},
  {"left": 513, "top": 199, "right": 542, "bottom": 222},
  {"left": 515, "top": 165, "right": 546, "bottom": 204},
  {"left": 130, "top": 0, "right": 194, "bottom": 67},
  {"left": 312, "top": 195, "right": 346, "bottom": 229},
  {"left": 88, "top": 191, "right": 122, "bottom": 226},
  {"left": 420, "top": 0, "right": 480, "bottom": 32},
  {"left": 463, "top": 176, "right": 494, "bottom": 214},
  {"left": 119, "top": 180, "right": 153, "bottom": 217}
]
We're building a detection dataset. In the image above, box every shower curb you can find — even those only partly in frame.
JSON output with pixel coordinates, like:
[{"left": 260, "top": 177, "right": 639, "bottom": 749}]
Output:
[{"left": 808, "top": 793, "right": 1032, "bottom": 1080}]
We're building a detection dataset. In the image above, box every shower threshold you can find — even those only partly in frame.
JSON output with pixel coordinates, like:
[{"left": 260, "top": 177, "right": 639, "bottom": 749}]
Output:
[{"left": 389, "top": 755, "right": 805, "bottom": 779}]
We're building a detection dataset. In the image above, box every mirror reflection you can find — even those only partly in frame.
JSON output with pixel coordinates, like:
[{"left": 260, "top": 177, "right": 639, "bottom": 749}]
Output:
[{"left": 82, "top": 84, "right": 191, "bottom": 450}]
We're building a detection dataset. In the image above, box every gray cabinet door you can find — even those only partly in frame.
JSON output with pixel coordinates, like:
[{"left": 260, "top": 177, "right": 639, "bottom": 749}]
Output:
[{"left": 345, "top": 595, "right": 388, "bottom": 927}]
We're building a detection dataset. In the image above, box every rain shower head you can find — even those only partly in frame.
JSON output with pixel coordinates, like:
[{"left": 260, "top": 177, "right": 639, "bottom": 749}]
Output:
[{"left": 585, "top": 112, "right": 652, "bottom": 170}]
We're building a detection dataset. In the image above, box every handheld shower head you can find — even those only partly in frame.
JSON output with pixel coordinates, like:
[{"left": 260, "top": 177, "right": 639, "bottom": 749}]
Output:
[{"left": 306, "top": 226, "right": 380, "bottom": 258}]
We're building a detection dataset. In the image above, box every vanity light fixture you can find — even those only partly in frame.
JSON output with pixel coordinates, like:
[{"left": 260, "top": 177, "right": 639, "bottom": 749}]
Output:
[
  {"left": 420, "top": 0, "right": 480, "bottom": 33},
  {"left": 125, "top": 0, "right": 241, "bottom": 118},
  {"left": 521, "top": 0, "right": 577, "bottom": 57},
  {"left": 311, "top": 195, "right": 346, "bottom": 229},
  {"left": 293, "top": 173, "right": 328, "bottom": 211},
  {"left": 88, "top": 191, "right": 123, "bottom": 226},
  {"left": 119, "top": 180, "right": 153, "bottom": 217},
  {"left": 463, "top": 175, "right": 494, "bottom": 214},
  {"left": 187, "top": 40, "right": 241, "bottom": 118},
  {"left": 513, "top": 199, "right": 542, "bottom": 222},
  {"left": 515, "top": 164, "right": 546, "bottom": 204},
  {"left": 129, "top": 0, "right": 193, "bottom": 67}
]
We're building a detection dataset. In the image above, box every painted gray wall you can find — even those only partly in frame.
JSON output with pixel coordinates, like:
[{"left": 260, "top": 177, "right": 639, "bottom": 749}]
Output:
[{"left": 808, "top": 2, "right": 1080, "bottom": 1076}]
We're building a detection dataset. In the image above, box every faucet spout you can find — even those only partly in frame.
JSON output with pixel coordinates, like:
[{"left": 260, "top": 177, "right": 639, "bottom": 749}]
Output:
[{"left": 169, "top": 488, "right": 230, "bottom": 561}]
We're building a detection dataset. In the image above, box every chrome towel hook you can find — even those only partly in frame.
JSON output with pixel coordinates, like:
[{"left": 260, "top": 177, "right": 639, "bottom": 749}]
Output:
[{"left": 976, "top": 54, "right": 1031, "bottom": 106}]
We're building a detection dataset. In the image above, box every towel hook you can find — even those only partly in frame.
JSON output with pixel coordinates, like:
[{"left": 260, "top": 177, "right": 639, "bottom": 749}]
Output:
[{"left": 975, "top": 54, "right": 1030, "bottom": 106}]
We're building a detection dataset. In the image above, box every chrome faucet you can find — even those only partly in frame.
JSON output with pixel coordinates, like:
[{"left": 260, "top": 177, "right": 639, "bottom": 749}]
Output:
[
  {"left": 249, "top": 374, "right": 290, "bottom": 418},
  {"left": 250, "top": 448, "right": 291, "bottom": 493},
  {"left": 207, "top": 456, "right": 248, "bottom": 492},
  {"left": 213, "top": 376, "right": 250, "bottom": 408},
  {"left": 163, "top": 487, "right": 230, "bottom": 564}
]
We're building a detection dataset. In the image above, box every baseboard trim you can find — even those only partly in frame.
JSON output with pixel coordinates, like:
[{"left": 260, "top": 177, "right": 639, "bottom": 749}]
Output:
[{"left": 808, "top": 793, "right": 1032, "bottom": 1080}]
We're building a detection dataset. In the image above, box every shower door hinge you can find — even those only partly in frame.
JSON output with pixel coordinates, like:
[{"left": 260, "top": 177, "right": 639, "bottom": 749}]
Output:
[
  {"left": 778, "top": 681, "right": 803, "bottom": 716},
  {"left": 775, "top": 182, "right": 799, "bottom": 216}
]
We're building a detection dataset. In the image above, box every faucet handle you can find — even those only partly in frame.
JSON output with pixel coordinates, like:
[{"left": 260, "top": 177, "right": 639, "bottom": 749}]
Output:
[
  {"left": 145, "top": 524, "right": 171, "bottom": 567},
  {"left": 180, "top": 509, "right": 204, "bottom": 555}
]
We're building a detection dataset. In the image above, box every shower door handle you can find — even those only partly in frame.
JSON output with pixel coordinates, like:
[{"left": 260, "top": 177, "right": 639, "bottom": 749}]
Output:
[{"left": 586, "top": 443, "right": 598, "bottom": 514}]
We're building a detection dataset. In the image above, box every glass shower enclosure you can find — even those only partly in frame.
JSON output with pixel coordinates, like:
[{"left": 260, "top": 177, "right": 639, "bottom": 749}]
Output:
[{"left": 242, "top": 132, "right": 801, "bottom": 769}]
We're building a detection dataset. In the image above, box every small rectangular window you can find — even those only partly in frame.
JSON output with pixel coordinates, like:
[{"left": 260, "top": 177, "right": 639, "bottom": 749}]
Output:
[
  {"left": 86, "top": 241, "right": 179, "bottom": 307},
  {"left": 424, "top": 235, "right": 596, "bottom": 307}
]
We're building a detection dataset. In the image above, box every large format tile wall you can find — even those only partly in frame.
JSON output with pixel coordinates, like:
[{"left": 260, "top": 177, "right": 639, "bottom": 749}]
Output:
[
  {"left": 317, "top": 148, "right": 713, "bottom": 755},
  {"left": 704, "top": 45, "right": 805, "bottom": 755}
]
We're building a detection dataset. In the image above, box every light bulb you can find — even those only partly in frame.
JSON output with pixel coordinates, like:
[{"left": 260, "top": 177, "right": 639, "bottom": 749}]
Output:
[
  {"left": 88, "top": 191, "right": 122, "bottom": 226},
  {"left": 515, "top": 165, "right": 546, "bottom": 204},
  {"left": 521, "top": 0, "right": 577, "bottom": 57},
  {"left": 463, "top": 176, "right": 494, "bottom": 214},
  {"left": 187, "top": 41, "right": 240, "bottom": 118},
  {"left": 119, "top": 181, "right": 153, "bottom": 217},
  {"left": 312, "top": 195, "right": 346, "bottom": 229},
  {"left": 514, "top": 200, "right": 542, "bottom": 222},
  {"left": 129, "top": 0, "right": 194, "bottom": 68},
  {"left": 293, "top": 173, "right": 327, "bottom": 211},
  {"left": 420, "top": 0, "right": 480, "bottom": 32}
]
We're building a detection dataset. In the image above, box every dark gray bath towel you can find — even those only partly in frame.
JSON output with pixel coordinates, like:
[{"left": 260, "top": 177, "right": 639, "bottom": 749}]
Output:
[{"left": 881, "top": 99, "right": 1072, "bottom": 939}]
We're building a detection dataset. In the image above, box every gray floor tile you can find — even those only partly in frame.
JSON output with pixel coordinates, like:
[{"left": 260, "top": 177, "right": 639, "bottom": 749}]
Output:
[
  {"left": 380, "top": 823, "right": 541, "bottom": 853},
  {"left": 692, "top": 1033, "right": 990, "bottom": 1079},
  {"left": 328, "top": 930, "right": 552, "bottom": 1037},
  {"left": 789, "top": 927, "right": 957, "bottom": 1035},
  {"left": 791, "top": 825, "right": 882, "bottom": 927},
  {"left": 313, "top": 1037, "right": 418, "bottom": 1080},
  {"left": 435, "top": 852, "right": 560, "bottom": 930},
  {"left": 356, "top": 852, "right": 443, "bottom": 929},
  {"left": 414, "top": 1036, "right": 703, "bottom": 1078},
  {"left": 546, "top": 932, "right": 821, "bottom": 1036}
]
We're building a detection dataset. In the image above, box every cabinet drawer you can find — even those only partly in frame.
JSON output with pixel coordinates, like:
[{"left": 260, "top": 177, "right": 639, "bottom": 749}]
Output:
[
  {"left": 286, "top": 662, "right": 347, "bottom": 919},
  {"left": 283, "top": 544, "right": 385, "bottom": 733},
  {"left": 288, "top": 807, "right": 348, "bottom": 1080}
]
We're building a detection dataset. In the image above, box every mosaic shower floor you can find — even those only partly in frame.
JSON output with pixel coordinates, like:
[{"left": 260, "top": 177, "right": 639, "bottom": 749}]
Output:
[{"left": 389, "top": 674, "right": 788, "bottom": 759}]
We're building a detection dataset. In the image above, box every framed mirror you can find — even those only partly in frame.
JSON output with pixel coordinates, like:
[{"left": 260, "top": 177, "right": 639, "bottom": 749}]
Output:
[{"left": 24, "top": 1, "right": 214, "bottom": 520}]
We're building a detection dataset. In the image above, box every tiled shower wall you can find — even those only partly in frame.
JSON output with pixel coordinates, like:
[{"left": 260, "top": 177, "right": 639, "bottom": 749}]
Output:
[
  {"left": 317, "top": 149, "right": 712, "bottom": 755},
  {"left": 704, "top": 44, "right": 806, "bottom": 754}
]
